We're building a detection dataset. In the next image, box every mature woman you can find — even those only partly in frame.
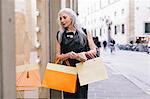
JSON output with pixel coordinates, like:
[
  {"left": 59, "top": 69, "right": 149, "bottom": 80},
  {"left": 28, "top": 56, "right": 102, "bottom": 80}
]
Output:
[{"left": 56, "top": 8, "right": 97, "bottom": 99}]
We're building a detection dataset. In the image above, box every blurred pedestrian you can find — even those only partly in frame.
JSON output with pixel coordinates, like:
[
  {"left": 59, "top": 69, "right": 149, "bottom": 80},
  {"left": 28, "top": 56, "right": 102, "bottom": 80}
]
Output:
[
  {"left": 147, "top": 40, "right": 150, "bottom": 54},
  {"left": 93, "top": 37, "right": 101, "bottom": 48},
  {"left": 109, "top": 39, "right": 115, "bottom": 53},
  {"left": 103, "top": 40, "right": 107, "bottom": 51}
]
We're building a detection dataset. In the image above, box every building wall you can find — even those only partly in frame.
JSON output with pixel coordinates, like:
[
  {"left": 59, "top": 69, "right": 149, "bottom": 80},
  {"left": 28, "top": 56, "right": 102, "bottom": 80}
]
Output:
[
  {"left": 79, "top": 0, "right": 130, "bottom": 44},
  {"left": 78, "top": 0, "right": 150, "bottom": 44},
  {"left": 98, "top": 0, "right": 129, "bottom": 44},
  {"left": 134, "top": 0, "right": 150, "bottom": 36},
  {"left": 0, "top": 0, "right": 16, "bottom": 98}
]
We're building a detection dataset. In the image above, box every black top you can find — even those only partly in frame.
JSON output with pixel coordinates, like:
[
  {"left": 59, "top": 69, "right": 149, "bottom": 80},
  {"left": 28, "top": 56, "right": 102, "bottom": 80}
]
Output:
[{"left": 57, "top": 30, "right": 90, "bottom": 66}]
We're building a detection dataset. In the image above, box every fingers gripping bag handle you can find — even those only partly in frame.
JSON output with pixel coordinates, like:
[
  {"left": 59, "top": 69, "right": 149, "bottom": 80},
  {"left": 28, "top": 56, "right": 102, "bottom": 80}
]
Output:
[{"left": 55, "top": 58, "right": 71, "bottom": 66}]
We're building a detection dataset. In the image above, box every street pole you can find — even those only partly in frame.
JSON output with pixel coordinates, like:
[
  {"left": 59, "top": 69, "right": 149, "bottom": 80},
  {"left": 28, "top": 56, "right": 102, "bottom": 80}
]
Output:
[{"left": 106, "top": 18, "right": 112, "bottom": 43}]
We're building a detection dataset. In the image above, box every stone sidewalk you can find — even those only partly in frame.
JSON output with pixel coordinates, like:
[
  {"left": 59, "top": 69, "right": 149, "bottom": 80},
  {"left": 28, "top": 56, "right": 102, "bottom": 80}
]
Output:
[{"left": 88, "top": 67, "right": 150, "bottom": 99}]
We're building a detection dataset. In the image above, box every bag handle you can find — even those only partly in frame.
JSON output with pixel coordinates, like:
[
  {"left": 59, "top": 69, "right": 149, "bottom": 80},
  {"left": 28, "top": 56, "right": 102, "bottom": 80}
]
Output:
[{"left": 55, "top": 58, "right": 70, "bottom": 66}]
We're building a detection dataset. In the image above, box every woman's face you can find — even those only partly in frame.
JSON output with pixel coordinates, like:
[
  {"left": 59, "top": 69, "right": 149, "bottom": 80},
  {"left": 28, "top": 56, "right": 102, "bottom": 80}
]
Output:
[{"left": 59, "top": 13, "right": 72, "bottom": 28}]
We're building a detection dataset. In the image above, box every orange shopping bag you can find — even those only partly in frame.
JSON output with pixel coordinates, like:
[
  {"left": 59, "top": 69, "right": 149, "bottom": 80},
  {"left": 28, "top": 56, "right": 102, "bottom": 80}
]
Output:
[
  {"left": 16, "top": 64, "right": 41, "bottom": 90},
  {"left": 42, "top": 58, "right": 77, "bottom": 93}
]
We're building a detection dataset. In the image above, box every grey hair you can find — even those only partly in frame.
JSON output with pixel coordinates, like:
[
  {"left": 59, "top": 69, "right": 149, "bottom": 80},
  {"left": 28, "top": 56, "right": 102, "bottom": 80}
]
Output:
[{"left": 57, "top": 8, "right": 86, "bottom": 42}]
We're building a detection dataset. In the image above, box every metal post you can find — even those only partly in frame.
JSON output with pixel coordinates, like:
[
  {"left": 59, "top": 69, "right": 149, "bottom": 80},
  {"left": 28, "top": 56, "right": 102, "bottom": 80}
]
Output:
[{"left": 108, "top": 22, "right": 112, "bottom": 42}]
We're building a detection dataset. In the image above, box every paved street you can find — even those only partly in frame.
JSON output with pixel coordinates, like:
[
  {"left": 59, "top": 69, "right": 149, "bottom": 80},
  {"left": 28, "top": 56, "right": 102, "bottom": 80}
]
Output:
[
  {"left": 88, "top": 49, "right": 150, "bottom": 99},
  {"left": 101, "top": 49, "right": 150, "bottom": 95}
]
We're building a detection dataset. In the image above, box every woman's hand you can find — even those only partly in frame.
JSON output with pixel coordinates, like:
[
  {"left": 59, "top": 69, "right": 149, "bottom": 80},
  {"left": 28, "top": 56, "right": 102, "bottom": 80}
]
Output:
[
  {"left": 67, "top": 51, "right": 79, "bottom": 59},
  {"left": 56, "top": 51, "right": 79, "bottom": 60},
  {"left": 56, "top": 53, "right": 70, "bottom": 61},
  {"left": 57, "top": 50, "right": 96, "bottom": 61},
  {"left": 85, "top": 50, "right": 97, "bottom": 59},
  {"left": 78, "top": 52, "right": 87, "bottom": 61}
]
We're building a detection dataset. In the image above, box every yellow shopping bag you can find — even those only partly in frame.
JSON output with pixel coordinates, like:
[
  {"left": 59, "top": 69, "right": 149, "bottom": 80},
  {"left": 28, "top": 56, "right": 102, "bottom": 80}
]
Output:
[
  {"left": 42, "top": 58, "right": 77, "bottom": 93},
  {"left": 16, "top": 64, "right": 41, "bottom": 90},
  {"left": 76, "top": 57, "right": 108, "bottom": 86}
]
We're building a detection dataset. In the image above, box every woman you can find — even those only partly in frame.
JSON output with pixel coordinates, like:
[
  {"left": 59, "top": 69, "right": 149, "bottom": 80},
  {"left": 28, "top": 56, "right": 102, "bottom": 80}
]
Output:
[{"left": 56, "top": 8, "right": 97, "bottom": 99}]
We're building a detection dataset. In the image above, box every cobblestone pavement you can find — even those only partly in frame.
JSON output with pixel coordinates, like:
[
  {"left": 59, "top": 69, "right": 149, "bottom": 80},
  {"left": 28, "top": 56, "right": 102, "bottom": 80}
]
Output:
[{"left": 88, "top": 67, "right": 150, "bottom": 99}]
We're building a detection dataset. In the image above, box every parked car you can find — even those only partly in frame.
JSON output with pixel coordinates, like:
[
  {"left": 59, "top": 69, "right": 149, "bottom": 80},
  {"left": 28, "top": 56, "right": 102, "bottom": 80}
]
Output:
[
  {"left": 147, "top": 41, "right": 150, "bottom": 54},
  {"left": 118, "top": 44, "right": 147, "bottom": 52}
]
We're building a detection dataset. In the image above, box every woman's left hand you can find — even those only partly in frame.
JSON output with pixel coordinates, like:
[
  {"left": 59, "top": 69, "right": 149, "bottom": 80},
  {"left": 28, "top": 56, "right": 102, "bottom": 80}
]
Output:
[{"left": 85, "top": 50, "right": 97, "bottom": 59}]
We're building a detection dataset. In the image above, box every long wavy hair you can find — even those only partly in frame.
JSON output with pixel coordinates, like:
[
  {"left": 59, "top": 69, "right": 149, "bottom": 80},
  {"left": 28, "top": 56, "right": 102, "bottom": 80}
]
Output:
[{"left": 57, "top": 8, "right": 86, "bottom": 42}]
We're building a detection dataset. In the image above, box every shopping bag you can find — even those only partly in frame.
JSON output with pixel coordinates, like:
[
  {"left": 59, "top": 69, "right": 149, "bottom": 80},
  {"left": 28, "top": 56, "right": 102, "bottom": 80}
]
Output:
[
  {"left": 42, "top": 59, "right": 77, "bottom": 93},
  {"left": 16, "top": 64, "right": 41, "bottom": 90},
  {"left": 76, "top": 57, "right": 108, "bottom": 86}
]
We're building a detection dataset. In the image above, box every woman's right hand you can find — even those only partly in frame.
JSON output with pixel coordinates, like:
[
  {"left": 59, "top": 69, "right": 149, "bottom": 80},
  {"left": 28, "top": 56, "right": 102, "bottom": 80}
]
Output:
[
  {"left": 57, "top": 51, "right": 79, "bottom": 60},
  {"left": 67, "top": 51, "right": 79, "bottom": 59}
]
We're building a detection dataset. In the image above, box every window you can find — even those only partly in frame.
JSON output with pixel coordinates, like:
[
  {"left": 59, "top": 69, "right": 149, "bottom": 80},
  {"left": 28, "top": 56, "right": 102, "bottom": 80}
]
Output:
[
  {"left": 136, "top": 7, "right": 139, "bottom": 10},
  {"left": 101, "top": 0, "right": 109, "bottom": 8},
  {"left": 114, "top": 11, "right": 117, "bottom": 16},
  {"left": 122, "top": 24, "right": 125, "bottom": 34},
  {"left": 109, "top": 0, "right": 115, "bottom": 4},
  {"left": 100, "top": 28, "right": 102, "bottom": 36},
  {"left": 121, "top": 9, "right": 124, "bottom": 15},
  {"left": 145, "top": 23, "right": 150, "bottom": 33},
  {"left": 94, "top": 29, "right": 96, "bottom": 36},
  {"left": 114, "top": 26, "right": 117, "bottom": 34}
]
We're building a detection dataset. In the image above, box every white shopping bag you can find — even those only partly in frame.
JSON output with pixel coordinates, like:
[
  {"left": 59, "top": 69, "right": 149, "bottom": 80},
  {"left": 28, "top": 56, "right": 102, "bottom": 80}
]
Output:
[{"left": 76, "top": 57, "right": 108, "bottom": 86}]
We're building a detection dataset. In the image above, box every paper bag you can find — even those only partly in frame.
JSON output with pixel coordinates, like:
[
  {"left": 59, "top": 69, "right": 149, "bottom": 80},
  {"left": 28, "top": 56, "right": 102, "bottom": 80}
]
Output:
[
  {"left": 42, "top": 59, "right": 77, "bottom": 93},
  {"left": 16, "top": 64, "right": 41, "bottom": 90},
  {"left": 76, "top": 57, "right": 108, "bottom": 86}
]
